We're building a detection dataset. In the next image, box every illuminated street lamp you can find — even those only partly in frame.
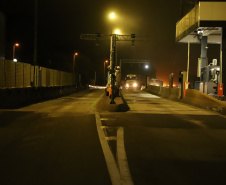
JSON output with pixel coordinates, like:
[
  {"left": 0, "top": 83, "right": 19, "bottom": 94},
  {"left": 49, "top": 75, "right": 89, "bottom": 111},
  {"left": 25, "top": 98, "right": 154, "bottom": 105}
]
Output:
[
  {"left": 109, "top": 12, "right": 115, "bottom": 19},
  {"left": 109, "top": 12, "right": 116, "bottom": 34},
  {"left": 115, "top": 29, "right": 120, "bottom": 35},
  {"left": 13, "top": 43, "right": 20, "bottom": 61},
  {"left": 145, "top": 65, "right": 149, "bottom": 69},
  {"left": 104, "top": 60, "right": 109, "bottom": 84},
  {"left": 73, "top": 52, "right": 78, "bottom": 73}
]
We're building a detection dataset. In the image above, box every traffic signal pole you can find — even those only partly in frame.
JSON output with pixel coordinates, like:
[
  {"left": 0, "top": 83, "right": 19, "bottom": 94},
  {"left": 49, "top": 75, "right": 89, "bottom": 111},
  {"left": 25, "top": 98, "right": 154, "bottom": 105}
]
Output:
[{"left": 80, "top": 33, "right": 138, "bottom": 104}]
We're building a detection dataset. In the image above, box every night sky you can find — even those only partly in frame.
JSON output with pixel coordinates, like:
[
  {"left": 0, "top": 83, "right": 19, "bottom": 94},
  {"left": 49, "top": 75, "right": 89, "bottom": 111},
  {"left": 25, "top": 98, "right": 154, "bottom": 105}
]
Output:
[{"left": 0, "top": 0, "right": 223, "bottom": 85}]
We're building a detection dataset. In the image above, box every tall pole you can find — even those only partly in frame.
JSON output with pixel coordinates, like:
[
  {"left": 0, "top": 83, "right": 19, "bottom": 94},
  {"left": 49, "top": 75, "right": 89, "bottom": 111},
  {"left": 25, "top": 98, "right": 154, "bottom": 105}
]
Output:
[
  {"left": 110, "top": 34, "right": 117, "bottom": 104},
  {"left": 34, "top": 0, "right": 37, "bottom": 66},
  {"left": 104, "top": 61, "right": 105, "bottom": 84},
  {"left": 220, "top": 28, "right": 223, "bottom": 88},
  {"left": 94, "top": 71, "right": 96, "bottom": 85},
  {"left": 104, "top": 60, "right": 108, "bottom": 85},
  {"left": 13, "top": 45, "right": 15, "bottom": 60},
  {"left": 73, "top": 52, "right": 78, "bottom": 73},
  {"left": 200, "top": 36, "right": 208, "bottom": 81},
  {"left": 13, "top": 43, "right": 19, "bottom": 60},
  {"left": 186, "top": 41, "right": 190, "bottom": 90},
  {"left": 33, "top": 0, "right": 38, "bottom": 87}
]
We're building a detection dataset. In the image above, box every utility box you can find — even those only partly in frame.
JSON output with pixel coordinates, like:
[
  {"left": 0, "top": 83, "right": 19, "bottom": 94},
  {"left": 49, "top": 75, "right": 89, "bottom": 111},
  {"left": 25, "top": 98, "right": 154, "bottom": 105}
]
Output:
[
  {"left": 204, "top": 81, "right": 217, "bottom": 94},
  {"left": 195, "top": 81, "right": 204, "bottom": 93}
]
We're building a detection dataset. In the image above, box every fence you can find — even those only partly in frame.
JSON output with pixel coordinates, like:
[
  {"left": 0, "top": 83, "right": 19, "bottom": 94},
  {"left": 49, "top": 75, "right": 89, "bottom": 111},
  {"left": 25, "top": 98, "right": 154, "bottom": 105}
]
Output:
[{"left": 0, "top": 59, "right": 77, "bottom": 88}]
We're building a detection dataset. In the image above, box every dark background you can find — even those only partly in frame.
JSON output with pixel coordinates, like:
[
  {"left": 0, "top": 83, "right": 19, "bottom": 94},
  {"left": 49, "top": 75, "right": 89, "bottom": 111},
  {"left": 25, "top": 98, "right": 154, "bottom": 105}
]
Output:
[{"left": 0, "top": 0, "right": 223, "bottom": 85}]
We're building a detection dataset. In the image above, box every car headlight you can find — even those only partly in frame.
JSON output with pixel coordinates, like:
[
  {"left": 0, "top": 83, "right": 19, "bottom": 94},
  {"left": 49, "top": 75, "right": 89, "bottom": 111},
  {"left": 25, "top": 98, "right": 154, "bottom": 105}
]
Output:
[
  {"left": 126, "top": 84, "right": 129, "bottom": 87},
  {"left": 133, "top": 83, "right": 137, "bottom": 87}
]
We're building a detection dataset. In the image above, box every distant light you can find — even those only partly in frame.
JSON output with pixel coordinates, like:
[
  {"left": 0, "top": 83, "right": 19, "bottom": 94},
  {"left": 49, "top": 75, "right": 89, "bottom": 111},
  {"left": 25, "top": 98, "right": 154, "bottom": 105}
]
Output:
[
  {"left": 105, "top": 60, "right": 108, "bottom": 63},
  {"left": 197, "top": 29, "right": 203, "bottom": 35},
  {"left": 15, "top": 43, "right": 20, "bottom": 47},
  {"left": 13, "top": 58, "right": 17, "bottom": 62},
  {"left": 75, "top": 52, "right": 78, "bottom": 56},
  {"left": 145, "top": 65, "right": 149, "bottom": 69},
  {"left": 115, "top": 29, "right": 120, "bottom": 34},
  {"left": 110, "top": 12, "right": 115, "bottom": 19}
]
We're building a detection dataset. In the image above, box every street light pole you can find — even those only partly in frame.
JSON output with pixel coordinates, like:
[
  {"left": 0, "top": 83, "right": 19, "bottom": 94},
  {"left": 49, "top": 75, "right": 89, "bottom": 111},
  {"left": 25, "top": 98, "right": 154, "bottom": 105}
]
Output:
[
  {"left": 109, "top": 34, "right": 117, "bottom": 104},
  {"left": 13, "top": 43, "right": 19, "bottom": 61},
  {"left": 73, "top": 52, "right": 78, "bottom": 73},
  {"left": 104, "top": 60, "right": 108, "bottom": 85}
]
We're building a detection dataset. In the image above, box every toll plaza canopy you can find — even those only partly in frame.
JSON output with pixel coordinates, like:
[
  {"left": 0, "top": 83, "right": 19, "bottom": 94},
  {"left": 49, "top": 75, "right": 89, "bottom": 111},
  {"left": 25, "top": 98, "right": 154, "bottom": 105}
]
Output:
[
  {"left": 176, "top": 1, "right": 226, "bottom": 96},
  {"left": 176, "top": 2, "right": 226, "bottom": 44}
]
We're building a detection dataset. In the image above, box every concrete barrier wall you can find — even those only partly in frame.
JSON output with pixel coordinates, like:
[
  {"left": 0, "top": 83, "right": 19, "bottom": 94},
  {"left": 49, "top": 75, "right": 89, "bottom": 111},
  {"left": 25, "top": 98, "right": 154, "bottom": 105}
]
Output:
[
  {"left": 5, "top": 60, "right": 15, "bottom": 88},
  {"left": 147, "top": 85, "right": 226, "bottom": 114},
  {"left": 146, "top": 85, "right": 181, "bottom": 101},
  {"left": 146, "top": 85, "right": 161, "bottom": 95},
  {"left": 24, "top": 63, "right": 31, "bottom": 87},
  {"left": 15, "top": 62, "right": 23, "bottom": 88},
  {"left": 0, "top": 59, "right": 76, "bottom": 88},
  {"left": 0, "top": 60, "right": 5, "bottom": 88},
  {"left": 181, "top": 89, "right": 226, "bottom": 114},
  {"left": 158, "top": 87, "right": 170, "bottom": 98},
  {"left": 169, "top": 88, "right": 181, "bottom": 100},
  {"left": 0, "top": 85, "right": 87, "bottom": 109}
]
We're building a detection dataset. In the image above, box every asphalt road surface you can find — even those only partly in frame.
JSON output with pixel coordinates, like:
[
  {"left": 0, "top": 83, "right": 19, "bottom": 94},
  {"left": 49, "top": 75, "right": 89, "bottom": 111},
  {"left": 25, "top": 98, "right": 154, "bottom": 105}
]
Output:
[
  {"left": 0, "top": 89, "right": 111, "bottom": 185},
  {"left": 1, "top": 88, "right": 226, "bottom": 185}
]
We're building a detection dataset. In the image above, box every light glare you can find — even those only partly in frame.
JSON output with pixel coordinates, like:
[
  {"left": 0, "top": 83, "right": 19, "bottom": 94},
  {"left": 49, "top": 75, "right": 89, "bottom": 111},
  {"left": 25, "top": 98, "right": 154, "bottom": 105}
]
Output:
[
  {"left": 110, "top": 13, "right": 115, "bottom": 19},
  {"left": 115, "top": 29, "right": 120, "bottom": 34}
]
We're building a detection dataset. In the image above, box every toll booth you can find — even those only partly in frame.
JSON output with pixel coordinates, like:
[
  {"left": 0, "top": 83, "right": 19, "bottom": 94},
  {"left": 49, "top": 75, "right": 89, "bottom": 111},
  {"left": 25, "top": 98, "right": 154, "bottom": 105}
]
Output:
[
  {"left": 176, "top": 2, "right": 226, "bottom": 96},
  {"left": 201, "top": 63, "right": 220, "bottom": 94}
]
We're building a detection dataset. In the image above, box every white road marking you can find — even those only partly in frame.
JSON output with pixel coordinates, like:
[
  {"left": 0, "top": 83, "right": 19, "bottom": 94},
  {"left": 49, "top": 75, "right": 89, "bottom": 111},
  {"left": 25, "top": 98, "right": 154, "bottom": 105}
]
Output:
[
  {"left": 95, "top": 113, "right": 122, "bottom": 185},
  {"left": 117, "top": 127, "right": 134, "bottom": 185},
  {"left": 106, "top": 136, "right": 117, "bottom": 140},
  {"left": 186, "top": 119, "right": 207, "bottom": 128},
  {"left": 100, "top": 118, "right": 110, "bottom": 121},
  {"left": 96, "top": 114, "right": 134, "bottom": 185}
]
